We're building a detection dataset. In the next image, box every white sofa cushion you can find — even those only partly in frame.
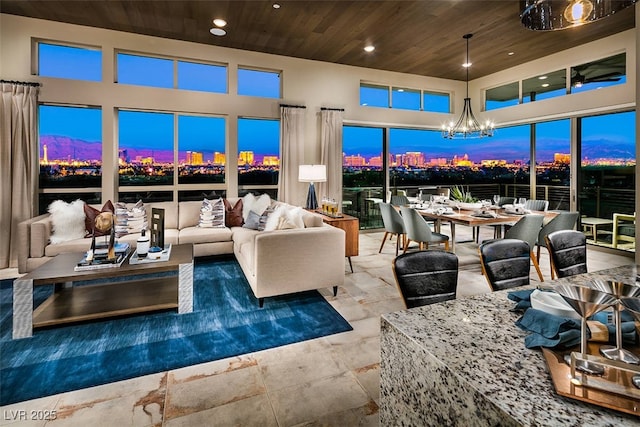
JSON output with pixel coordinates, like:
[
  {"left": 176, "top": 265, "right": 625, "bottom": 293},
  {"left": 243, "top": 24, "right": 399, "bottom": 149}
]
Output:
[{"left": 179, "top": 226, "right": 232, "bottom": 244}]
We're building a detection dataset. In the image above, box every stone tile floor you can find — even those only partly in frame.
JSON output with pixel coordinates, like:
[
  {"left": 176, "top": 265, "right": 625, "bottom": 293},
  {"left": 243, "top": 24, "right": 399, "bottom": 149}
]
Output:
[{"left": 1, "top": 226, "right": 635, "bottom": 426}]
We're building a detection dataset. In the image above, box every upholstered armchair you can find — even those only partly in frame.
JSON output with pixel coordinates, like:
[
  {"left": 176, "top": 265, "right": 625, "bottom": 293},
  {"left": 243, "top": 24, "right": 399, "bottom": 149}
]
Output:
[{"left": 612, "top": 212, "right": 636, "bottom": 249}]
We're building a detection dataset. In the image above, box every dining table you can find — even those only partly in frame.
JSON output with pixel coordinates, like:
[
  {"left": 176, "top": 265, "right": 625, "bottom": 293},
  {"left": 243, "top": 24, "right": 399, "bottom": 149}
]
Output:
[{"left": 414, "top": 204, "right": 558, "bottom": 253}]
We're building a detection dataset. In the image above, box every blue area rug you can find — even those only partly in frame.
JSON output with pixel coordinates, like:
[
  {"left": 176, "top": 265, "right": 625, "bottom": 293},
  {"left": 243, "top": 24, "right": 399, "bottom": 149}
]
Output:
[{"left": 0, "top": 257, "right": 352, "bottom": 405}]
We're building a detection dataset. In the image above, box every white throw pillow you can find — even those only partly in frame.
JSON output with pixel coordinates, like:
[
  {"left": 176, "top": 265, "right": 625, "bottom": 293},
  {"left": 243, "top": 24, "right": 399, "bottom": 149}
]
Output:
[
  {"left": 242, "top": 193, "right": 271, "bottom": 221},
  {"left": 48, "top": 199, "right": 87, "bottom": 244},
  {"left": 264, "top": 205, "right": 305, "bottom": 231},
  {"left": 264, "top": 205, "right": 287, "bottom": 232}
]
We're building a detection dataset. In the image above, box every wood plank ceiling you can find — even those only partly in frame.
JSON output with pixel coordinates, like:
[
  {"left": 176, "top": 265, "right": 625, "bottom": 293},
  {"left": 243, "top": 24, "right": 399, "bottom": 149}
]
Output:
[{"left": 0, "top": 0, "right": 635, "bottom": 81}]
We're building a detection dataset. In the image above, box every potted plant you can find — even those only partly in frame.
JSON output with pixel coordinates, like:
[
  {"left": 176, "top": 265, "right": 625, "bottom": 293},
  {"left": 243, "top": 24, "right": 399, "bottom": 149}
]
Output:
[{"left": 450, "top": 186, "right": 483, "bottom": 210}]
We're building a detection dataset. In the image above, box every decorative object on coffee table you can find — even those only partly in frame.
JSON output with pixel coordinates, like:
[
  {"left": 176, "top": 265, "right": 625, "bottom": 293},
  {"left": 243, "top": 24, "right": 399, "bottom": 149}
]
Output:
[
  {"left": 150, "top": 207, "right": 165, "bottom": 249},
  {"left": 136, "top": 228, "right": 150, "bottom": 258}
]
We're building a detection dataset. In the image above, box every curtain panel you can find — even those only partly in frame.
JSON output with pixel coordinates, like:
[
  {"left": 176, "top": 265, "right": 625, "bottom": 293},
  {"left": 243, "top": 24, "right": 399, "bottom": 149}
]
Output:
[
  {"left": 278, "top": 106, "right": 305, "bottom": 205},
  {"left": 0, "top": 82, "right": 40, "bottom": 268},
  {"left": 317, "top": 110, "right": 344, "bottom": 210}
]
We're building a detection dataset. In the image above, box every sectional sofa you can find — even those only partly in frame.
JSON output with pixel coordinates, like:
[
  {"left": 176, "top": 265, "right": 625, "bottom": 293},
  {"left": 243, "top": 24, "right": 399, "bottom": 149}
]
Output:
[{"left": 17, "top": 198, "right": 346, "bottom": 306}]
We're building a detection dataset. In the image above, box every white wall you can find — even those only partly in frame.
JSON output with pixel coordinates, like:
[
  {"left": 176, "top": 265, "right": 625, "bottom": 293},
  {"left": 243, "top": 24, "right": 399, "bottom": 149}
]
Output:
[{"left": 1, "top": 13, "right": 636, "bottom": 206}]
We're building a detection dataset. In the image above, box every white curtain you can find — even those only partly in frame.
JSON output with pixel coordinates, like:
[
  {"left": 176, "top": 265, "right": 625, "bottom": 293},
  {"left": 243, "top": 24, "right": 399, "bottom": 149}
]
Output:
[
  {"left": 278, "top": 106, "right": 305, "bottom": 204},
  {"left": 0, "top": 82, "right": 40, "bottom": 268},
  {"left": 317, "top": 109, "right": 344, "bottom": 210}
]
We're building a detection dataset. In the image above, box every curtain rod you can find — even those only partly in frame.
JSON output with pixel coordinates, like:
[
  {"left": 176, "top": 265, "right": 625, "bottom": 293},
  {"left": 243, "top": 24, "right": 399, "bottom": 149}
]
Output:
[
  {"left": 0, "top": 80, "right": 41, "bottom": 87},
  {"left": 321, "top": 107, "right": 345, "bottom": 111},
  {"left": 280, "top": 104, "right": 306, "bottom": 109}
]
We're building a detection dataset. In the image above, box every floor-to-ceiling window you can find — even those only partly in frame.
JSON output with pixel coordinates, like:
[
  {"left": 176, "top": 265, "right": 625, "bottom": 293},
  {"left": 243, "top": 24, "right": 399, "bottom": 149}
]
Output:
[
  {"left": 342, "top": 126, "right": 385, "bottom": 229},
  {"left": 534, "top": 119, "right": 570, "bottom": 210},
  {"left": 579, "top": 111, "right": 635, "bottom": 251}
]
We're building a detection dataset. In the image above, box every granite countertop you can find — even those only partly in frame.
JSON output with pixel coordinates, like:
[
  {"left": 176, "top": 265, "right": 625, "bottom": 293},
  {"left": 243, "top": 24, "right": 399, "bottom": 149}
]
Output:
[{"left": 381, "top": 264, "right": 640, "bottom": 426}]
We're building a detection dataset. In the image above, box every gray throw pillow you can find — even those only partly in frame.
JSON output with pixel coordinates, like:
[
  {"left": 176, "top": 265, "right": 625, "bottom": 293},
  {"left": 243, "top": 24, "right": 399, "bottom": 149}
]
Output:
[{"left": 243, "top": 210, "right": 262, "bottom": 230}]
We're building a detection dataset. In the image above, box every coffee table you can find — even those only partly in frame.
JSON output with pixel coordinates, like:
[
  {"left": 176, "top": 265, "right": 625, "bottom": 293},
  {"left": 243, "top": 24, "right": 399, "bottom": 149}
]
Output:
[{"left": 12, "top": 243, "right": 194, "bottom": 339}]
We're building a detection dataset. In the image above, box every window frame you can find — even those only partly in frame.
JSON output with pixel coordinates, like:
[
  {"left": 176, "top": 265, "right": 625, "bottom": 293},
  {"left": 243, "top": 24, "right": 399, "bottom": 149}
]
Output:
[
  {"left": 34, "top": 39, "right": 103, "bottom": 81},
  {"left": 237, "top": 66, "right": 282, "bottom": 98}
]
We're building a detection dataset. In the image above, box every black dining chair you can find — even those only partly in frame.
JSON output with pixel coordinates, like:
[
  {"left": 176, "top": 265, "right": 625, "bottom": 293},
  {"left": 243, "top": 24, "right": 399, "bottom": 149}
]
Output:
[
  {"left": 545, "top": 230, "right": 587, "bottom": 279},
  {"left": 392, "top": 250, "right": 459, "bottom": 309},
  {"left": 479, "top": 239, "right": 531, "bottom": 291},
  {"left": 503, "top": 214, "right": 545, "bottom": 281}
]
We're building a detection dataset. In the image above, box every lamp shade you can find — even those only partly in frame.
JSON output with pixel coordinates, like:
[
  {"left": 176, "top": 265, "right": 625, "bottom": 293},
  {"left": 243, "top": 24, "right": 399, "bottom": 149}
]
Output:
[{"left": 298, "top": 164, "right": 327, "bottom": 182}]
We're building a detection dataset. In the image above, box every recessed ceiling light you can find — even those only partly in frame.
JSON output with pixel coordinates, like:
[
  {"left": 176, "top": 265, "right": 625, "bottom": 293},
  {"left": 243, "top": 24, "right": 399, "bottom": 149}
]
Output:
[
  {"left": 273, "top": 3, "right": 281, "bottom": 8},
  {"left": 462, "top": 62, "right": 472, "bottom": 68},
  {"left": 541, "top": 83, "right": 550, "bottom": 87},
  {"left": 213, "top": 19, "right": 227, "bottom": 27},
  {"left": 364, "top": 45, "right": 375, "bottom": 53},
  {"left": 210, "top": 28, "right": 226, "bottom": 36},
  {"left": 508, "top": 52, "right": 515, "bottom": 56},
  {"left": 397, "top": 89, "right": 404, "bottom": 92},
  {"left": 538, "top": 75, "right": 548, "bottom": 80}
]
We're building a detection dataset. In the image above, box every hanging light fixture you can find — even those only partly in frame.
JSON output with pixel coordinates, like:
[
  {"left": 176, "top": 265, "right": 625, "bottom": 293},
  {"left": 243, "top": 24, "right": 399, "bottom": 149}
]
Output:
[
  {"left": 442, "top": 34, "right": 494, "bottom": 140},
  {"left": 520, "top": 0, "right": 637, "bottom": 31}
]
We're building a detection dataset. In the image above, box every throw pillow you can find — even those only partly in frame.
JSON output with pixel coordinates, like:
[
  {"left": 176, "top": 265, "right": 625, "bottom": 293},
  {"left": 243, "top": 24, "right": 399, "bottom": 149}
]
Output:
[
  {"left": 224, "top": 199, "right": 244, "bottom": 227},
  {"left": 199, "top": 198, "right": 225, "bottom": 228},
  {"left": 243, "top": 210, "right": 262, "bottom": 230},
  {"left": 263, "top": 205, "right": 305, "bottom": 231},
  {"left": 258, "top": 205, "right": 275, "bottom": 231},
  {"left": 242, "top": 193, "right": 271, "bottom": 221},
  {"left": 126, "top": 200, "right": 147, "bottom": 234},
  {"left": 48, "top": 199, "right": 86, "bottom": 244},
  {"left": 84, "top": 200, "right": 115, "bottom": 237},
  {"left": 114, "top": 203, "right": 129, "bottom": 237}
]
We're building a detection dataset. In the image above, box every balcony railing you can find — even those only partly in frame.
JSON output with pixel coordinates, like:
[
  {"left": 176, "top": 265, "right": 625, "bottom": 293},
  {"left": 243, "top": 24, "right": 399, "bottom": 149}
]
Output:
[{"left": 343, "top": 184, "right": 635, "bottom": 252}]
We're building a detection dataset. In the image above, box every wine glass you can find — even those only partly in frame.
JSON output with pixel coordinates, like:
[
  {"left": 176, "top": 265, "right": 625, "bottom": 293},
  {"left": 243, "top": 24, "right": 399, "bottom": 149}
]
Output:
[
  {"left": 589, "top": 280, "right": 640, "bottom": 364},
  {"left": 517, "top": 197, "right": 527, "bottom": 207},
  {"left": 555, "top": 284, "right": 617, "bottom": 380},
  {"left": 493, "top": 195, "right": 500, "bottom": 206}
]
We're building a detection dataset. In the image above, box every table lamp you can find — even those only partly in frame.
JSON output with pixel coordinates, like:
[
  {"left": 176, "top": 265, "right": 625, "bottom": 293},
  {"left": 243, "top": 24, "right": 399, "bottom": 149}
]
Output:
[{"left": 299, "top": 164, "right": 326, "bottom": 210}]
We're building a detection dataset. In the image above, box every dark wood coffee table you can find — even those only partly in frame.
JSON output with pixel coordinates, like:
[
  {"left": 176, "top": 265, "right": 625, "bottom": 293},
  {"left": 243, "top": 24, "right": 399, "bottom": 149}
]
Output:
[{"left": 12, "top": 243, "right": 194, "bottom": 339}]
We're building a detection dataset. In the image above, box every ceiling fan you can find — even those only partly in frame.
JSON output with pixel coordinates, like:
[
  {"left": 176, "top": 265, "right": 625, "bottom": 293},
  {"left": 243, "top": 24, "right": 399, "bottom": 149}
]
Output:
[
  {"left": 569, "top": 54, "right": 625, "bottom": 88},
  {"left": 570, "top": 69, "right": 622, "bottom": 88}
]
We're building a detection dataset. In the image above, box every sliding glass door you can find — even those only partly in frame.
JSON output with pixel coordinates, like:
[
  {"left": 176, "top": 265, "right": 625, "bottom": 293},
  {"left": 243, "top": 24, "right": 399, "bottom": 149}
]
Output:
[
  {"left": 342, "top": 126, "right": 385, "bottom": 229},
  {"left": 578, "top": 111, "right": 635, "bottom": 251}
]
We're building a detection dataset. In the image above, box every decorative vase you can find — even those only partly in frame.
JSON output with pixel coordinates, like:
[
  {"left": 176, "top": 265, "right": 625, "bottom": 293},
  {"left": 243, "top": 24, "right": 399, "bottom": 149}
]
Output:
[{"left": 137, "top": 229, "right": 150, "bottom": 258}]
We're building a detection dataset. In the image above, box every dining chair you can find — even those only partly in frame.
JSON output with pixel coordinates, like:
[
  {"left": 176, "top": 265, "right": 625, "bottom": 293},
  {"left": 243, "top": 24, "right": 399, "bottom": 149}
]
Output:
[
  {"left": 400, "top": 206, "right": 449, "bottom": 253},
  {"left": 479, "top": 239, "right": 531, "bottom": 291},
  {"left": 390, "top": 195, "right": 410, "bottom": 207},
  {"left": 392, "top": 250, "right": 458, "bottom": 309},
  {"left": 503, "top": 214, "right": 545, "bottom": 281},
  {"left": 612, "top": 212, "right": 636, "bottom": 249},
  {"left": 524, "top": 199, "right": 549, "bottom": 212},
  {"left": 497, "top": 196, "right": 516, "bottom": 207},
  {"left": 545, "top": 230, "right": 587, "bottom": 279},
  {"left": 535, "top": 211, "right": 580, "bottom": 279},
  {"left": 378, "top": 202, "right": 406, "bottom": 256}
]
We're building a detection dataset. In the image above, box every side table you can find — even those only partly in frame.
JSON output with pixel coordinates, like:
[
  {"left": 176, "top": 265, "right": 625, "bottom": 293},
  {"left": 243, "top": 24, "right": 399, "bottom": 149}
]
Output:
[
  {"left": 311, "top": 210, "right": 359, "bottom": 272},
  {"left": 581, "top": 217, "right": 614, "bottom": 243}
]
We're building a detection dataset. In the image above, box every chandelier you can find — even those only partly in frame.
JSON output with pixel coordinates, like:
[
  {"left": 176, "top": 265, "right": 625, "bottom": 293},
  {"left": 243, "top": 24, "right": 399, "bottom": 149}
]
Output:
[
  {"left": 520, "top": 0, "right": 637, "bottom": 31},
  {"left": 442, "top": 34, "right": 494, "bottom": 140}
]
